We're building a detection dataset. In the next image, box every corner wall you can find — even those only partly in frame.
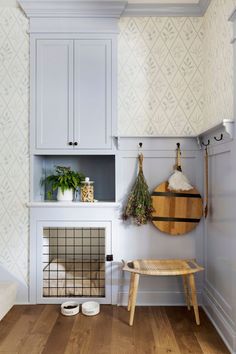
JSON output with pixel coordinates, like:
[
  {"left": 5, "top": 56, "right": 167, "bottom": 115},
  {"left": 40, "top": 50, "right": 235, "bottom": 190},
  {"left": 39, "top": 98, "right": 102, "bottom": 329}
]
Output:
[
  {"left": 0, "top": 1, "right": 235, "bottom": 313},
  {"left": 202, "top": 1, "right": 236, "bottom": 352},
  {"left": 202, "top": 0, "right": 235, "bottom": 131},
  {"left": 202, "top": 136, "right": 236, "bottom": 353},
  {"left": 0, "top": 6, "right": 29, "bottom": 302}
]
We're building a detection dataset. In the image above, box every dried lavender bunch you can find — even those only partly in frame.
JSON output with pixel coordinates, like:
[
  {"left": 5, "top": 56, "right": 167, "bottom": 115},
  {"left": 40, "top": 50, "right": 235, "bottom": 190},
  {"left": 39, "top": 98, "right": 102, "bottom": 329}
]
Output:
[{"left": 123, "top": 154, "right": 154, "bottom": 226}]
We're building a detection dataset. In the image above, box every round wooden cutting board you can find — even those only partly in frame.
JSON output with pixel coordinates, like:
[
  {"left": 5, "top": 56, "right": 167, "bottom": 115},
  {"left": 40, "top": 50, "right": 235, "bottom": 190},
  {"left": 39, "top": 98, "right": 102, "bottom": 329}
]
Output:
[{"left": 151, "top": 182, "right": 203, "bottom": 236}]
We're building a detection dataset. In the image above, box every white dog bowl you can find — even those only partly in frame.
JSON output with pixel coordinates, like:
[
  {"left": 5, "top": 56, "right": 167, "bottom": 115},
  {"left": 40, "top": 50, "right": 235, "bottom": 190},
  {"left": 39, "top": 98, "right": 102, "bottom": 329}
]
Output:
[
  {"left": 82, "top": 301, "right": 100, "bottom": 316},
  {"left": 61, "top": 301, "right": 80, "bottom": 316}
]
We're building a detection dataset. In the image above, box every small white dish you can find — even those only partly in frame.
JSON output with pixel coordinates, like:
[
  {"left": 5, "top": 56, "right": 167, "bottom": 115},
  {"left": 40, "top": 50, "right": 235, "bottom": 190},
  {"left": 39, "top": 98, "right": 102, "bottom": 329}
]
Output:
[
  {"left": 82, "top": 301, "right": 100, "bottom": 316},
  {"left": 61, "top": 301, "right": 80, "bottom": 316}
]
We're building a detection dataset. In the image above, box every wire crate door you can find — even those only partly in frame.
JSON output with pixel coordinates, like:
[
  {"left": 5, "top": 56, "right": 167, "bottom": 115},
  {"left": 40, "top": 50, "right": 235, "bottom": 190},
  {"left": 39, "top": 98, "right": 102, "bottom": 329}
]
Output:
[{"left": 36, "top": 221, "right": 112, "bottom": 304}]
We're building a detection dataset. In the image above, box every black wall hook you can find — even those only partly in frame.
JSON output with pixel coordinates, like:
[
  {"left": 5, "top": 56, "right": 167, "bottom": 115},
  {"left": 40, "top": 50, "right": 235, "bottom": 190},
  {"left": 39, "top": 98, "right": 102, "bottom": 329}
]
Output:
[
  {"left": 139, "top": 142, "right": 143, "bottom": 148},
  {"left": 202, "top": 139, "right": 210, "bottom": 147},
  {"left": 214, "top": 133, "right": 223, "bottom": 142}
]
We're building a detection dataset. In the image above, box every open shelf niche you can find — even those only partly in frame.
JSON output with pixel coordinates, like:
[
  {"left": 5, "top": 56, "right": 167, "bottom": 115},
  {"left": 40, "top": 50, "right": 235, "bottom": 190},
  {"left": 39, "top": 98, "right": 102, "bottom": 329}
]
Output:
[{"left": 32, "top": 155, "right": 116, "bottom": 203}]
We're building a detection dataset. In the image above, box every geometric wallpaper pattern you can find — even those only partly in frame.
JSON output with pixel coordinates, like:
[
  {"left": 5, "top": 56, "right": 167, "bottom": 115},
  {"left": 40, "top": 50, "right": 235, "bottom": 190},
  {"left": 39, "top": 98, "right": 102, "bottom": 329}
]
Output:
[
  {"left": 0, "top": 1, "right": 235, "bottom": 294},
  {"left": 202, "top": 0, "right": 235, "bottom": 132},
  {"left": 118, "top": 17, "right": 205, "bottom": 135},
  {"left": 0, "top": 7, "right": 29, "bottom": 286}
]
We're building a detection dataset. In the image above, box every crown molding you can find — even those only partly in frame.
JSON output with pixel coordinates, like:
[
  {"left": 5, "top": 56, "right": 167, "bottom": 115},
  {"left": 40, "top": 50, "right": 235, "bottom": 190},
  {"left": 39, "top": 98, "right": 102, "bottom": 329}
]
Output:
[
  {"left": 124, "top": 0, "right": 211, "bottom": 17},
  {"left": 18, "top": 1, "right": 127, "bottom": 18},
  {"left": 18, "top": 0, "right": 211, "bottom": 19}
]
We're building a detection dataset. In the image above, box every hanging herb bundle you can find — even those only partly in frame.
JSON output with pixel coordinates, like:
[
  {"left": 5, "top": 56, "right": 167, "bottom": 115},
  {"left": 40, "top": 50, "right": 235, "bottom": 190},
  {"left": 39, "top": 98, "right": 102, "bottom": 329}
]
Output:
[{"left": 123, "top": 153, "right": 154, "bottom": 226}]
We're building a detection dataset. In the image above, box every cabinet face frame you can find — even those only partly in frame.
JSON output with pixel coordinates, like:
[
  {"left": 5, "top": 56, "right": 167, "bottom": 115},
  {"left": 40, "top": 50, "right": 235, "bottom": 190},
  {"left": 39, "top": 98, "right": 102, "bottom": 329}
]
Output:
[{"left": 30, "top": 34, "right": 117, "bottom": 154}]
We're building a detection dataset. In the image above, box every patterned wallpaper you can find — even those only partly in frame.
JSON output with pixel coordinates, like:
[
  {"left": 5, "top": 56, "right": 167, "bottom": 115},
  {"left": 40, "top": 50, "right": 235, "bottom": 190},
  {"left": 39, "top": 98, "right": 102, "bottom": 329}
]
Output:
[
  {"left": 0, "top": 8, "right": 29, "bottom": 287},
  {"left": 202, "top": 0, "right": 236, "bottom": 132},
  {"left": 118, "top": 17, "right": 204, "bottom": 135},
  {"left": 0, "top": 2, "right": 235, "bottom": 300}
]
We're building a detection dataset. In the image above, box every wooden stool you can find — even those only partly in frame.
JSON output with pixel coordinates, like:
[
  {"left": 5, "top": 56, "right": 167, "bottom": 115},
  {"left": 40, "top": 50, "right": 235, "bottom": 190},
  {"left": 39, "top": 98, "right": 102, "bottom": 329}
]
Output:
[{"left": 123, "top": 259, "right": 204, "bottom": 326}]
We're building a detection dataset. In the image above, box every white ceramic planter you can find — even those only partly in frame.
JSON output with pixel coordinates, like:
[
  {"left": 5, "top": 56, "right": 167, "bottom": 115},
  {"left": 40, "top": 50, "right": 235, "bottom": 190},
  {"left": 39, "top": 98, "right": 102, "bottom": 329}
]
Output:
[{"left": 57, "top": 188, "right": 74, "bottom": 202}]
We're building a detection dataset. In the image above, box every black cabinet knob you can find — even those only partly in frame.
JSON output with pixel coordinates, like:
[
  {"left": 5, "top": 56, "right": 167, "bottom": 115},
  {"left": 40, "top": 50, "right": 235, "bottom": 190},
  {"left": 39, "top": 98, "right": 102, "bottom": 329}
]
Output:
[
  {"left": 74, "top": 142, "right": 78, "bottom": 146},
  {"left": 69, "top": 142, "right": 73, "bottom": 146}
]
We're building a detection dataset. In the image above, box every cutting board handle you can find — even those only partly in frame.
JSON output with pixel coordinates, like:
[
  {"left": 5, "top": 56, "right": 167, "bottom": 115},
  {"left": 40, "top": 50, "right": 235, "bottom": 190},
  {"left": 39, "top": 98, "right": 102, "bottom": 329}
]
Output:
[{"left": 176, "top": 143, "right": 182, "bottom": 172}]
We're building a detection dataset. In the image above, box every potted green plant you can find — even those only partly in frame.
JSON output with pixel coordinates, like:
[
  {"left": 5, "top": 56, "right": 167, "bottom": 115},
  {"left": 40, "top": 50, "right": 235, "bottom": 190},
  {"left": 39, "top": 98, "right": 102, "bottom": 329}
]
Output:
[{"left": 42, "top": 166, "right": 85, "bottom": 202}]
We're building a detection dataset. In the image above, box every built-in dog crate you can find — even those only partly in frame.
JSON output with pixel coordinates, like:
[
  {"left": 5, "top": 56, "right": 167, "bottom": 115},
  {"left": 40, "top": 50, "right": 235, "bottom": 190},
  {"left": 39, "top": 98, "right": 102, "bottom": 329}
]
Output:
[
  {"left": 34, "top": 221, "right": 112, "bottom": 304},
  {"left": 43, "top": 227, "right": 105, "bottom": 298}
]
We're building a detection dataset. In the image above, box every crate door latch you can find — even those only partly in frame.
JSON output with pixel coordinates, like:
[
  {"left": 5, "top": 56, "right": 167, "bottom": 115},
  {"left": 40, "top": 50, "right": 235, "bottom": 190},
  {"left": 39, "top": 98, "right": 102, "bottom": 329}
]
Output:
[{"left": 106, "top": 255, "right": 113, "bottom": 262}]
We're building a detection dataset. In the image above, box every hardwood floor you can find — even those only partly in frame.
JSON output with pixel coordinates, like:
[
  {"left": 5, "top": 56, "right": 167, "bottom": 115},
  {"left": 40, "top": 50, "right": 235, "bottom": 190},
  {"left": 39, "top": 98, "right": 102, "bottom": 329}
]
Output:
[{"left": 0, "top": 305, "right": 229, "bottom": 354}]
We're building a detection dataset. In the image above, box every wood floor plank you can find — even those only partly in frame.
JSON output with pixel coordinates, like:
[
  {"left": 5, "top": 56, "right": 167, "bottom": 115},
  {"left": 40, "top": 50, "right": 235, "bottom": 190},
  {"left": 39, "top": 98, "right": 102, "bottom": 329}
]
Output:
[
  {"left": 42, "top": 312, "right": 76, "bottom": 354},
  {"left": 0, "top": 305, "right": 44, "bottom": 353},
  {"left": 84, "top": 305, "right": 113, "bottom": 354},
  {"left": 133, "top": 307, "right": 156, "bottom": 354},
  {"left": 150, "top": 307, "right": 181, "bottom": 354},
  {"left": 194, "top": 311, "right": 230, "bottom": 354},
  {"left": 0, "top": 305, "right": 230, "bottom": 354},
  {"left": 19, "top": 305, "right": 59, "bottom": 354},
  {"left": 64, "top": 309, "right": 96, "bottom": 354},
  {"left": 0, "top": 305, "right": 25, "bottom": 343},
  {"left": 111, "top": 306, "right": 136, "bottom": 354},
  {"left": 165, "top": 306, "right": 204, "bottom": 354}
]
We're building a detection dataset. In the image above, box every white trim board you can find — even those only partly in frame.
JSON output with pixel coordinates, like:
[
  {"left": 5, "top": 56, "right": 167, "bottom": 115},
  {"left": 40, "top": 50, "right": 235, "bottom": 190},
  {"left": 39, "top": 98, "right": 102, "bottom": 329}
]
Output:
[
  {"left": 117, "top": 290, "right": 203, "bottom": 306},
  {"left": 203, "top": 291, "right": 236, "bottom": 354},
  {"left": 124, "top": 0, "right": 211, "bottom": 17},
  {"left": 18, "top": 0, "right": 211, "bottom": 18}
]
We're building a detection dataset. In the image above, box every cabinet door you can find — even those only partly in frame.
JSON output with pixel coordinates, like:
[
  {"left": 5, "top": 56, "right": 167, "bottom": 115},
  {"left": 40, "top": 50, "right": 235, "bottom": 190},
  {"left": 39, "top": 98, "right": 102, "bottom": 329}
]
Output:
[
  {"left": 74, "top": 40, "right": 112, "bottom": 150},
  {"left": 36, "top": 40, "right": 73, "bottom": 150}
]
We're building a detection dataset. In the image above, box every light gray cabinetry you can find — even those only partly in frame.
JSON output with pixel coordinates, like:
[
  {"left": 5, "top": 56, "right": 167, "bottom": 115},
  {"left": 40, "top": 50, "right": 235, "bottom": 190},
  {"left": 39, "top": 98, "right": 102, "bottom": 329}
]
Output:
[
  {"left": 74, "top": 40, "right": 112, "bottom": 150},
  {"left": 36, "top": 40, "right": 73, "bottom": 150},
  {"left": 35, "top": 38, "right": 113, "bottom": 152}
]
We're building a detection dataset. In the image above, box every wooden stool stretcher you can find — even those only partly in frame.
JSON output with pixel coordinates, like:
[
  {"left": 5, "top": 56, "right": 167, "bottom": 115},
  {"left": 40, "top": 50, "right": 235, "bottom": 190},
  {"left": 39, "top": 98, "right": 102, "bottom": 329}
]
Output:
[{"left": 123, "top": 259, "right": 204, "bottom": 326}]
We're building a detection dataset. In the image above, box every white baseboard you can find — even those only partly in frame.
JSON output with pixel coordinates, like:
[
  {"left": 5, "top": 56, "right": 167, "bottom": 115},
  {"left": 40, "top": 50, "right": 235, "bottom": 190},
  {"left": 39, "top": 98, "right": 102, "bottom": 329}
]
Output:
[
  {"left": 203, "top": 289, "right": 236, "bottom": 354},
  {"left": 117, "top": 290, "right": 202, "bottom": 306}
]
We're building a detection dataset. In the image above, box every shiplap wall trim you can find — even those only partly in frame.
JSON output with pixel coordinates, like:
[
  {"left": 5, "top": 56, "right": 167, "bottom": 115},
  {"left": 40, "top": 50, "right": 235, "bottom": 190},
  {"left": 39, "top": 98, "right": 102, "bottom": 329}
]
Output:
[{"left": 18, "top": 0, "right": 211, "bottom": 18}]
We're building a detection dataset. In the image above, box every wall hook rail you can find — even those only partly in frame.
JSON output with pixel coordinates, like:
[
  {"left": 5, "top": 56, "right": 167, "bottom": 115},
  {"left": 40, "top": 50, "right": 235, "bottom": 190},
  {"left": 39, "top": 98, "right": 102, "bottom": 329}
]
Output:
[
  {"left": 202, "top": 139, "right": 210, "bottom": 147},
  {"left": 214, "top": 133, "right": 223, "bottom": 141}
]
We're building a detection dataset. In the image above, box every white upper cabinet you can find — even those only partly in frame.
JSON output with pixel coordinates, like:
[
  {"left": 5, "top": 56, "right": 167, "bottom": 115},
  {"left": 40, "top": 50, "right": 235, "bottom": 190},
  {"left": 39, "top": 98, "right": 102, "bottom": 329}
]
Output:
[
  {"left": 74, "top": 40, "right": 112, "bottom": 150},
  {"left": 36, "top": 40, "right": 73, "bottom": 150},
  {"left": 19, "top": 0, "right": 124, "bottom": 154},
  {"left": 34, "top": 38, "right": 114, "bottom": 152}
]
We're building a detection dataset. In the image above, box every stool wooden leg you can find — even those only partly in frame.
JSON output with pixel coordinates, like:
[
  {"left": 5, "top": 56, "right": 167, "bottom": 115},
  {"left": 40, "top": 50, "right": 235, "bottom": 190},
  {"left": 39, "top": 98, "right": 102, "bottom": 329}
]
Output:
[
  {"left": 129, "top": 273, "right": 139, "bottom": 326},
  {"left": 189, "top": 274, "right": 200, "bottom": 325},
  {"left": 128, "top": 273, "right": 134, "bottom": 311},
  {"left": 182, "top": 275, "right": 191, "bottom": 310}
]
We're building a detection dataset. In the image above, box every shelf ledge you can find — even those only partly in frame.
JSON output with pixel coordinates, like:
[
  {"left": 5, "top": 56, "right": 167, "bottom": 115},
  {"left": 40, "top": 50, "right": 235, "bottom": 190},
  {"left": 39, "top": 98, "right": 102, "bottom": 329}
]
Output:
[
  {"left": 198, "top": 119, "right": 234, "bottom": 139},
  {"left": 197, "top": 119, "right": 234, "bottom": 148}
]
